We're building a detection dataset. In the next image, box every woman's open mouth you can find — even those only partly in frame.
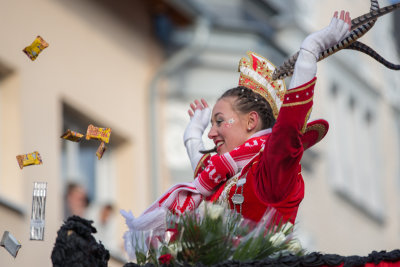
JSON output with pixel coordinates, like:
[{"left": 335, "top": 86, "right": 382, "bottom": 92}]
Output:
[
  {"left": 199, "top": 141, "right": 225, "bottom": 154},
  {"left": 216, "top": 141, "right": 224, "bottom": 152}
]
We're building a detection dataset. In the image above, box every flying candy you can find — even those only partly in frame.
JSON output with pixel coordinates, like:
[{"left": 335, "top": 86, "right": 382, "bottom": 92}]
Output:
[
  {"left": 30, "top": 182, "right": 47, "bottom": 241},
  {"left": 23, "top": 36, "right": 49, "bottom": 61},
  {"left": 0, "top": 231, "right": 21, "bottom": 258},
  {"left": 86, "top": 124, "right": 111, "bottom": 143},
  {"left": 96, "top": 141, "right": 107, "bottom": 160},
  {"left": 16, "top": 151, "right": 43, "bottom": 169},
  {"left": 60, "top": 129, "right": 84, "bottom": 142}
]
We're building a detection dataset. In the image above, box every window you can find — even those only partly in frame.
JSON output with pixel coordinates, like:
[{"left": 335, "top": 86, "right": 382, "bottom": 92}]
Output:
[
  {"left": 326, "top": 69, "right": 385, "bottom": 223},
  {"left": 0, "top": 61, "right": 24, "bottom": 212},
  {"left": 61, "top": 103, "right": 119, "bottom": 251}
]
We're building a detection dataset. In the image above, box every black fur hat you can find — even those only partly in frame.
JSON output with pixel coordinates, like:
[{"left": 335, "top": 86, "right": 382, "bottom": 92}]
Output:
[{"left": 51, "top": 215, "right": 110, "bottom": 267}]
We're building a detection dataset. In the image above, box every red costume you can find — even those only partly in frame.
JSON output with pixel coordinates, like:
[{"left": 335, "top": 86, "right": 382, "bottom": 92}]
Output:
[
  {"left": 120, "top": 54, "right": 326, "bottom": 255},
  {"left": 197, "top": 77, "right": 317, "bottom": 224}
]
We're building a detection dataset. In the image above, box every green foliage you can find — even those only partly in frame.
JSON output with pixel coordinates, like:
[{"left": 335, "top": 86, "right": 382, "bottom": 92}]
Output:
[{"left": 132, "top": 202, "right": 304, "bottom": 266}]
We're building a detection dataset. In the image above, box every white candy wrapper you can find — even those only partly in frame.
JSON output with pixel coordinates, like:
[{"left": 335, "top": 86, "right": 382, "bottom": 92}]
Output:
[
  {"left": 0, "top": 231, "right": 21, "bottom": 257},
  {"left": 30, "top": 182, "right": 47, "bottom": 240}
]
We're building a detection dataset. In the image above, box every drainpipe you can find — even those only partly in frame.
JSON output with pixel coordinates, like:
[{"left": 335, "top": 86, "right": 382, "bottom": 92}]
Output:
[{"left": 149, "top": 17, "right": 211, "bottom": 200}]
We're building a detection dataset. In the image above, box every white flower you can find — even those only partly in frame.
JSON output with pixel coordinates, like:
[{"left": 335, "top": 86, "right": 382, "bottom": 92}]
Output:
[
  {"left": 168, "top": 242, "right": 182, "bottom": 258},
  {"left": 207, "top": 204, "right": 224, "bottom": 220},
  {"left": 287, "top": 239, "right": 302, "bottom": 253},
  {"left": 281, "top": 222, "right": 293, "bottom": 234},
  {"left": 269, "top": 232, "right": 286, "bottom": 247}
]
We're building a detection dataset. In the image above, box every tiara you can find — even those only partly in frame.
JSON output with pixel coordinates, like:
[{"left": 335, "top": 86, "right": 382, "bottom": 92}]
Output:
[{"left": 238, "top": 51, "right": 286, "bottom": 118}]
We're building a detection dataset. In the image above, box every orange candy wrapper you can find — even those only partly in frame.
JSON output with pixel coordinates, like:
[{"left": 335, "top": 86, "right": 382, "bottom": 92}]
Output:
[
  {"left": 16, "top": 151, "right": 43, "bottom": 169},
  {"left": 23, "top": 36, "right": 49, "bottom": 61},
  {"left": 86, "top": 124, "right": 111, "bottom": 143},
  {"left": 60, "top": 129, "right": 84, "bottom": 142},
  {"left": 96, "top": 142, "right": 107, "bottom": 160}
]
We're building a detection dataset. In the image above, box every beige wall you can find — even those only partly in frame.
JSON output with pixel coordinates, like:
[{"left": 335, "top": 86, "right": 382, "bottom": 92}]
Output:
[{"left": 0, "top": 0, "right": 162, "bottom": 266}]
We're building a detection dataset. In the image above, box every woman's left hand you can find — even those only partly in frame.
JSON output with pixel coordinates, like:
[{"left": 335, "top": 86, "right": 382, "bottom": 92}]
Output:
[{"left": 300, "top": 10, "right": 352, "bottom": 59}]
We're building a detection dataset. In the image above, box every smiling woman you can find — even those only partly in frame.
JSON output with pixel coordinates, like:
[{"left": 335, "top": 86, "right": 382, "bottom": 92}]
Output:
[
  {"left": 121, "top": 10, "right": 351, "bottom": 260},
  {"left": 207, "top": 86, "right": 275, "bottom": 155}
]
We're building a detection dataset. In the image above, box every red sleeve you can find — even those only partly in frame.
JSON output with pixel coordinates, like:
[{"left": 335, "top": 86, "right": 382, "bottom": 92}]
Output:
[{"left": 255, "top": 77, "right": 316, "bottom": 203}]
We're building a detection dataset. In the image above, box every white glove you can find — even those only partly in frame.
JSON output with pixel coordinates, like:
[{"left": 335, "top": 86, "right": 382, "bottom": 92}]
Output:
[
  {"left": 120, "top": 208, "right": 167, "bottom": 260},
  {"left": 300, "top": 11, "right": 351, "bottom": 60},
  {"left": 289, "top": 50, "right": 317, "bottom": 89},
  {"left": 183, "top": 107, "right": 211, "bottom": 171},
  {"left": 290, "top": 11, "right": 351, "bottom": 89}
]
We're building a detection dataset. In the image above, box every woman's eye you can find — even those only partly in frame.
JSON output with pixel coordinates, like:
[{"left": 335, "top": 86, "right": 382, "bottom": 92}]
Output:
[{"left": 216, "top": 119, "right": 223, "bottom": 126}]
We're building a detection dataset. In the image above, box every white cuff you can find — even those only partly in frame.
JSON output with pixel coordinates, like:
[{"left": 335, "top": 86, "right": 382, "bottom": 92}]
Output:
[
  {"left": 289, "top": 49, "right": 317, "bottom": 89},
  {"left": 185, "top": 138, "right": 205, "bottom": 171}
]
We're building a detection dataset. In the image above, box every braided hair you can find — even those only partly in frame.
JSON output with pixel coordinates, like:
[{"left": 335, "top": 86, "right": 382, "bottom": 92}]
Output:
[
  {"left": 200, "top": 86, "right": 275, "bottom": 154},
  {"left": 220, "top": 86, "right": 275, "bottom": 130}
]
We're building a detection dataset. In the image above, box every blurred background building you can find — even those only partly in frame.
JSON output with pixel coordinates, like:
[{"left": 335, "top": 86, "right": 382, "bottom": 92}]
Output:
[{"left": 0, "top": 0, "right": 399, "bottom": 266}]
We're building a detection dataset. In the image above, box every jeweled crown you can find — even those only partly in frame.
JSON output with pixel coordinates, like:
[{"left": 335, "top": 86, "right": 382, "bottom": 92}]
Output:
[{"left": 238, "top": 51, "right": 286, "bottom": 118}]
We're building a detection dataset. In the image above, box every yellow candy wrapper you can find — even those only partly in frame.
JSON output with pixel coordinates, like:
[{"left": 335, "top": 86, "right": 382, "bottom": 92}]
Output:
[
  {"left": 86, "top": 124, "right": 111, "bottom": 143},
  {"left": 60, "top": 129, "right": 84, "bottom": 142},
  {"left": 96, "top": 141, "right": 107, "bottom": 160},
  {"left": 16, "top": 151, "right": 43, "bottom": 169},
  {"left": 23, "top": 36, "right": 49, "bottom": 61}
]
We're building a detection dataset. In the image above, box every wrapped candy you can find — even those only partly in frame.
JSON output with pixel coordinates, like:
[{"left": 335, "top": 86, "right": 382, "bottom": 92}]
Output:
[
  {"left": 86, "top": 124, "right": 111, "bottom": 143},
  {"left": 30, "top": 182, "right": 47, "bottom": 241},
  {"left": 60, "top": 129, "right": 84, "bottom": 142},
  {"left": 16, "top": 151, "right": 43, "bottom": 169},
  {"left": 22, "top": 36, "right": 49, "bottom": 61},
  {"left": 96, "top": 141, "right": 107, "bottom": 160},
  {"left": 0, "top": 231, "right": 21, "bottom": 258}
]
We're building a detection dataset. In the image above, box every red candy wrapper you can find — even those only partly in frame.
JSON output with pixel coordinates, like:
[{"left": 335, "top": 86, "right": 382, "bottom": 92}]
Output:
[{"left": 86, "top": 124, "right": 111, "bottom": 143}]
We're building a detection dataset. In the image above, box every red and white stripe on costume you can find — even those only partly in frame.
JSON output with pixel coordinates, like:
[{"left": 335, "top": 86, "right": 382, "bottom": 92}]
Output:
[
  {"left": 194, "top": 136, "right": 266, "bottom": 198},
  {"left": 139, "top": 134, "right": 268, "bottom": 217}
]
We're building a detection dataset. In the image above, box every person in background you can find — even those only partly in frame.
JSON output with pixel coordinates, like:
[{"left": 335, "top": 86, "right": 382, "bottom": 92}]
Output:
[
  {"left": 64, "top": 182, "right": 89, "bottom": 219},
  {"left": 87, "top": 203, "right": 118, "bottom": 253}
]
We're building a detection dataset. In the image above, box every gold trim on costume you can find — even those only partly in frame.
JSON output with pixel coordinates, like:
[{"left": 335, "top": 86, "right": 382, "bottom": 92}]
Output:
[
  {"left": 219, "top": 174, "right": 240, "bottom": 204},
  {"left": 301, "top": 108, "right": 313, "bottom": 134},
  {"left": 194, "top": 153, "right": 210, "bottom": 178},
  {"left": 281, "top": 96, "right": 313, "bottom": 107},
  {"left": 239, "top": 73, "right": 279, "bottom": 118},
  {"left": 285, "top": 80, "right": 316, "bottom": 94},
  {"left": 304, "top": 123, "right": 327, "bottom": 141}
]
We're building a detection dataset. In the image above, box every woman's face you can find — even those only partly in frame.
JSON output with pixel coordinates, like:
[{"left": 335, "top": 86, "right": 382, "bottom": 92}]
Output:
[{"left": 208, "top": 97, "right": 251, "bottom": 154}]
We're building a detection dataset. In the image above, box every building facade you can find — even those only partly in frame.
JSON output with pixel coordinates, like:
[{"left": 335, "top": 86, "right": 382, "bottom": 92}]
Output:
[{"left": 0, "top": 0, "right": 164, "bottom": 266}]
